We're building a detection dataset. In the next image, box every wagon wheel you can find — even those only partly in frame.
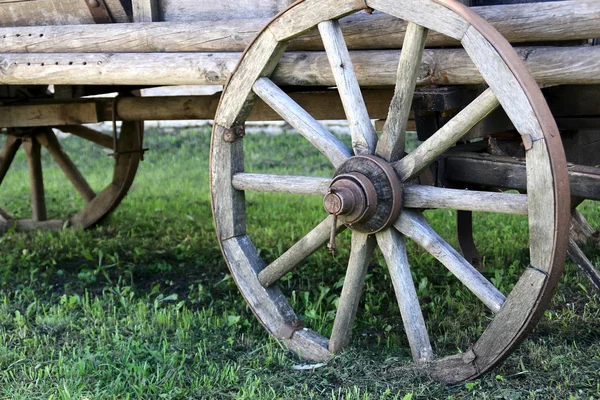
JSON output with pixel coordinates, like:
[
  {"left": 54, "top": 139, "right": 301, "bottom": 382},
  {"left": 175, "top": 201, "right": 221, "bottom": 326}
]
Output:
[
  {"left": 210, "top": 0, "right": 570, "bottom": 383},
  {"left": 569, "top": 202, "right": 600, "bottom": 293},
  {"left": 0, "top": 120, "right": 143, "bottom": 231}
]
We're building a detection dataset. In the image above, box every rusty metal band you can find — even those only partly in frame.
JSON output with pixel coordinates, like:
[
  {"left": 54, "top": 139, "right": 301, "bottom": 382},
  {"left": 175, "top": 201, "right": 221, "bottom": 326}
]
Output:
[{"left": 84, "top": 0, "right": 114, "bottom": 24}]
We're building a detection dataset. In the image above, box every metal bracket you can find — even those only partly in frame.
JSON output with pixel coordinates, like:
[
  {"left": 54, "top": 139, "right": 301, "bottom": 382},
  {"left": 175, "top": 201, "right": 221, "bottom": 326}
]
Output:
[{"left": 84, "top": 0, "right": 115, "bottom": 24}]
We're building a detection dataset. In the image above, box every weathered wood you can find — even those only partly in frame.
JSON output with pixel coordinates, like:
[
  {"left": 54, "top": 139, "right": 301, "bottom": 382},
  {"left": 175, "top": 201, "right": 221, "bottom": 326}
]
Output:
[
  {"left": 268, "top": 0, "right": 359, "bottom": 42},
  {"left": 329, "top": 232, "right": 376, "bottom": 353},
  {"left": 22, "top": 137, "right": 46, "bottom": 222},
  {"left": 252, "top": 78, "right": 352, "bottom": 168},
  {"left": 232, "top": 174, "right": 330, "bottom": 196},
  {"left": 376, "top": 22, "right": 427, "bottom": 162},
  {"left": 2, "top": 46, "right": 597, "bottom": 87},
  {"left": 568, "top": 238, "right": 600, "bottom": 293},
  {"left": 376, "top": 228, "right": 433, "bottom": 362},
  {"left": 395, "top": 211, "right": 505, "bottom": 313},
  {"left": 444, "top": 154, "right": 600, "bottom": 203},
  {"left": 159, "top": 0, "right": 294, "bottom": 22},
  {"left": 318, "top": 20, "right": 377, "bottom": 155},
  {"left": 394, "top": 89, "right": 499, "bottom": 181},
  {"left": 0, "top": 0, "right": 130, "bottom": 27},
  {"left": 0, "top": 102, "right": 99, "bottom": 128},
  {"left": 215, "top": 30, "right": 286, "bottom": 128},
  {"left": 0, "top": 90, "right": 398, "bottom": 128},
  {"left": 258, "top": 216, "right": 344, "bottom": 288},
  {"left": 132, "top": 0, "right": 158, "bottom": 22},
  {"left": 36, "top": 129, "right": 96, "bottom": 203},
  {"left": 570, "top": 208, "right": 599, "bottom": 247},
  {"left": 368, "top": 0, "right": 469, "bottom": 41},
  {"left": 2, "top": 1, "right": 598, "bottom": 52},
  {"left": 221, "top": 235, "right": 331, "bottom": 361},
  {"left": 0, "top": 136, "right": 21, "bottom": 185},
  {"left": 402, "top": 185, "right": 528, "bottom": 215},
  {"left": 210, "top": 125, "right": 246, "bottom": 241}
]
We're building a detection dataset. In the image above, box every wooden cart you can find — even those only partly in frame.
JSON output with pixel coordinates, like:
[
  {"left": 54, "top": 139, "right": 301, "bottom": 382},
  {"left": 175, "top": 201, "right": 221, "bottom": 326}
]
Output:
[{"left": 1, "top": 0, "right": 599, "bottom": 384}]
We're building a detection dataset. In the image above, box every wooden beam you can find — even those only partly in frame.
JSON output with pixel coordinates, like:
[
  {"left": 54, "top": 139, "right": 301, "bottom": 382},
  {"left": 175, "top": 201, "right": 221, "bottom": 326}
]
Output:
[
  {"left": 1, "top": 1, "right": 598, "bottom": 52},
  {"left": 0, "top": 89, "right": 397, "bottom": 128},
  {"left": 444, "top": 153, "right": 600, "bottom": 202},
  {"left": 1, "top": 46, "right": 597, "bottom": 87}
]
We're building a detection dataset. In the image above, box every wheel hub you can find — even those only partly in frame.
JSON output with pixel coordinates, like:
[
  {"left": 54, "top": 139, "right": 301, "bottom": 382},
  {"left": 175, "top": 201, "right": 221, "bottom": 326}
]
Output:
[{"left": 324, "top": 155, "right": 403, "bottom": 234}]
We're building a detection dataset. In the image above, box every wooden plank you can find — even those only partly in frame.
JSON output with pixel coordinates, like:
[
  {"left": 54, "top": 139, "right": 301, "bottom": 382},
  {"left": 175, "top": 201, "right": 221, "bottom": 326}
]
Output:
[
  {"left": 394, "top": 89, "right": 499, "bottom": 181},
  {"left": 403, "top": 185, "right": 528, "bottom": 216},
  {"left": 0, "top": 0, "right": 130, "bottom": 26},
  {"left": 258, "top": 216, "right": 344, "bottom": 287},
  {"left": 2, "top": 1, "right": 599, "bottom": 52},
  {"left": 268, "top": 0, "right": 359, "bottom": 42},
  {"left": 214, "top": 29, "right": 287, "bottom": 128},
  {"left": 0, "top": 102, "right": 99, "bottom": 128},
  {"left": 210, "top": 125, "right": 246, "bottom": 241},
  {"left": 445, "top": 154, "right": 600, "bottom": 202},
  {"left": 376, "top": 22, "right": 428, "bottom": 162},
  {"left": 159, "top": 0, "right": 293, "bottom": 22},
  {"left": 376, "top": 228, "right": 433, "bottom": 362},
  {"left": 22, "top": 138, "right": 47, "bottom": 222},
  {"left": 329, "top": 232, "right": 376, "bottom": 353},
  {"left": 232, "top": 174, "right": 330, "bottom": 196},
  {"left": 36, "top": 130, "right": 96, "bottom": 203},
  {"left": 2, "top": 46, "right": 598, "bottom": 87},
  {"left": 252, "top": 78, "right": 352, "bottom": 168},
  {"left": 367, "top": 0, "right": 469, "bottom": 40},
  {"left": 318, "top": 20, "right": 377, "bottom": 156},
  {"left": 132, "top": 0, "right": 158, "bottom": 22},
  {"left": 221, "top": 235, "right": 330, "bottom": 361},
  {"left": 395, "top": 211, "right": 506, "bottom": 313},
  {"left": 0, "top": 90, "right": 397, "bottom": 128}
]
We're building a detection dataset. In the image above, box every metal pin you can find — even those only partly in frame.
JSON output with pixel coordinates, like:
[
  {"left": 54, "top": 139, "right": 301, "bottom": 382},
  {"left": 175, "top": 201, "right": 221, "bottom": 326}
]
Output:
[{"left": 327, "top": 215, "right": 337, "bottom": 254}]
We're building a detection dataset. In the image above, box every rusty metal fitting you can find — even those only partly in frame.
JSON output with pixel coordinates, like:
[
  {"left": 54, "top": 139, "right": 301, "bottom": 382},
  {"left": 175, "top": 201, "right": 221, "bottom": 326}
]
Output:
[{"left": 223, "top": 125, "right": 246, "bottom": 143}]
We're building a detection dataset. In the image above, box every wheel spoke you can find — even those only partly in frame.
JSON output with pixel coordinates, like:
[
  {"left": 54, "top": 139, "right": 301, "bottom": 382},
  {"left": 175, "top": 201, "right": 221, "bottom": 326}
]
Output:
[
  {"left": 329, "top": 232, "right": 376, "bottom": 353},
  {"left": 57, "top": 125, "right": 115, "bottom": 149},
  {"left": 22, "top": 137, "right": 47, "bottom": 222},
  {"left": 376, "top": 228, "right": 433, "bottom": 362},
  {"left": 403, "top": 185, "right": 528, "bottom": 215},
  {"left": 0, "top": 136, "right": 21, "bottom": 186},
  {"left": 258, "top": 216, "right": 345, "bottom": 287},
  {"left": 253, "top": 77, "right": 352, "bottom": 168},
  {"left": 318, "top": 20, "right": 377, "bottom": 155},
  {"left": 568, "top": 237, "right": 600, "bottom": 293},
  {"left": 232, "top": 173, "right": 331, "bottom": 196},
  {"left": 376, "top": 22, "right": 428, "bottom": 162},
  {"left": 394, "top": 89, "right": 499, "bottom": 182},
  {"left": 395, "top": 210, "right": 505, "bottom": 313},
  {"left": 36, "top": 130, "right": 96, "bottom": 203}
]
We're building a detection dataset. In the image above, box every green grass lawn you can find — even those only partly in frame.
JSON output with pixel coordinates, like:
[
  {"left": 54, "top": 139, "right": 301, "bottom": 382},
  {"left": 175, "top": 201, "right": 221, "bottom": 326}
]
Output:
[{"left": 0, "top": 126, "right": 598, "bottom": 399}]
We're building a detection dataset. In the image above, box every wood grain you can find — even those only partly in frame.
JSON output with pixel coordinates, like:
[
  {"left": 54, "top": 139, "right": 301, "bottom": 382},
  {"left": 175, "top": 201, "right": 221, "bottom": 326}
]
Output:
[
  {"left": 329, "top": 232, "right": 376, "bottom": 353},
  {"left": 376, "top": 228, "right": 433, "bottom": 362},
  {"left": 232, "top": 174, "right": 330, "bottom": 196},
  {"left": 376, "top": 22, "right": 427, "bottom": 162},
  {"left": 318, "top": 20, "right": 377, "bottom": 156},
  {"left": 2, "top": 46, "right": 597, "bottom": 87}
]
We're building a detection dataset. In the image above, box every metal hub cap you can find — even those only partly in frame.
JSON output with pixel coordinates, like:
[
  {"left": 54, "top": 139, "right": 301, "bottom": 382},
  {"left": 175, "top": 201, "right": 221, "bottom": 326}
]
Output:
[{"left": 324, "top": 155, "right": 403, "bottom": 234}]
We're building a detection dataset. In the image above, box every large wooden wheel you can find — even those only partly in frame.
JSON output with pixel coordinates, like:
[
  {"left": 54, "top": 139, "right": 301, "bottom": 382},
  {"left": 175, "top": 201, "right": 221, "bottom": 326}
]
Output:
[
  {"left": 0, "top": 121, "right": 143, "bottom": 231},
  {"left": 210, "top": 0, "right": 570, "bottom": 383}
]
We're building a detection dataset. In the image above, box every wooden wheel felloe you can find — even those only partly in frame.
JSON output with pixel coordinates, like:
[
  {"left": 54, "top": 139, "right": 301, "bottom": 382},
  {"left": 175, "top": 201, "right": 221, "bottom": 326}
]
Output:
[
  {"left": 210, "top": 0, "right": 570, "bottom": 384},
  {"left": 0, "top": 121, "right": 143, "bottom": 231}
]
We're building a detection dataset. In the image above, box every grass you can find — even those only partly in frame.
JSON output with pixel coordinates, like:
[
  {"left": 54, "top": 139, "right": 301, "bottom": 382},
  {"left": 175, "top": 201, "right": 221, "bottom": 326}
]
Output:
[{"left": 0, "top": 126, "right": 598, "bottom": 399}]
